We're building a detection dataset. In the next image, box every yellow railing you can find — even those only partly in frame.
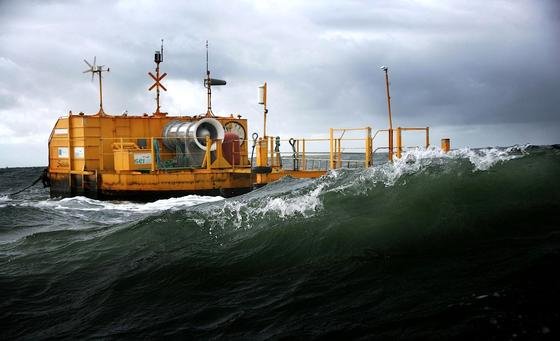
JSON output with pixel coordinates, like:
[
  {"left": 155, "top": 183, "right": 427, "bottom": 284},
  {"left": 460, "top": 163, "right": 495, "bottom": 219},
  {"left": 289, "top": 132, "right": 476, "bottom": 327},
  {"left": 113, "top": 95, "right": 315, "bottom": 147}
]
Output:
[
  {"left": 99, "top": 136, "right": 249, "bottom": 172},
  {"left": 76, "top": 126, "right": 431, "bottom": 173},
  {"left": 255, "top": 127, "right": 373, "bottom": 171},
  {"left": 372, "top": 126, "right": 430, "bottom": 160}
]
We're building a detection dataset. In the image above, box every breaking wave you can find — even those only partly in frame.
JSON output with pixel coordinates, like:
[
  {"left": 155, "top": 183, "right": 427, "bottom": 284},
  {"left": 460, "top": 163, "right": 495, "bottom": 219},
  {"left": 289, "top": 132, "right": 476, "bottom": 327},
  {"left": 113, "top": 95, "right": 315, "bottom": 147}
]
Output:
[{"left": 1, "top": 145, "right": 559, "bottom": 339}]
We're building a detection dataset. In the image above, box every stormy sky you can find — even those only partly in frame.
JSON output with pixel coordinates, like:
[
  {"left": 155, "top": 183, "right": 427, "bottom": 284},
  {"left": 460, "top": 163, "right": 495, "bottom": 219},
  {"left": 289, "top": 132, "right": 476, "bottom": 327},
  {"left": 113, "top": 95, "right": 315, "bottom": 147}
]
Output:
[{"left": 0, "top": 0, "right": 558, "bottom": 166}]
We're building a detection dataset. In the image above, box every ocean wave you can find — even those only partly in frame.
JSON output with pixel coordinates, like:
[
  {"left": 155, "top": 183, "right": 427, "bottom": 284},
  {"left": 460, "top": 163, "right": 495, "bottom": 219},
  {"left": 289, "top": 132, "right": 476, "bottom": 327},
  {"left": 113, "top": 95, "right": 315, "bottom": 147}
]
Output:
[
  {"left": 10, "top": 194, "right": 223, "bottom": 213},
  {"left": 177, "top": 145, "right": 534, "bottom": 232},
  {"left": 0, "top": 145, "right": 537, "bottom": 244},
  {"left": 1, "top": 146, "right": 559, "bottom": 339}
]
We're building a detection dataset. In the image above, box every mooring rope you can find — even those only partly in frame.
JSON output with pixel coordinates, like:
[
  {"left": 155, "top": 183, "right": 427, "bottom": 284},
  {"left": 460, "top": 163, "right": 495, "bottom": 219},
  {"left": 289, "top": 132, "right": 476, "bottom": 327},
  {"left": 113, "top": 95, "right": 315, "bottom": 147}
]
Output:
[
  {"left": 9, "top": 176, "right": 42, "bottom": 196},
  {"left": 8, "top": 168, "right": 49, "bottom": 197}
]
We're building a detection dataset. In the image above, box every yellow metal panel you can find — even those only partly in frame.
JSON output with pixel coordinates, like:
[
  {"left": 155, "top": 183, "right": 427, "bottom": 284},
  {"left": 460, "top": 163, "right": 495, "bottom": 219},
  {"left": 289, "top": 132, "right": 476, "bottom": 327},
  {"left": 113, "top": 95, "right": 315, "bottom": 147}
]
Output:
[{"left": 101, "top": 170, "right": 252, "bottom": 191}]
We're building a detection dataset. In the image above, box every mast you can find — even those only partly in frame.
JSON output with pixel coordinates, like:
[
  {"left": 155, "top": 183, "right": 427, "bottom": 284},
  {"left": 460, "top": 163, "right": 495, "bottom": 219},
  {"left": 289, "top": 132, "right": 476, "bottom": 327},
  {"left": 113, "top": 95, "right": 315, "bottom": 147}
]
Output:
[
  {"left": 203, "top": 41, "right": 226, "bottom": 117},
  {"left": 206, "top": 40, "right": 212, "bottom": 117},
  {"left": 381, "top": 66, "right": 393, "bottom": 161},
  {"left": 148, "top": 39, "right": 167, "bottom": 116}
]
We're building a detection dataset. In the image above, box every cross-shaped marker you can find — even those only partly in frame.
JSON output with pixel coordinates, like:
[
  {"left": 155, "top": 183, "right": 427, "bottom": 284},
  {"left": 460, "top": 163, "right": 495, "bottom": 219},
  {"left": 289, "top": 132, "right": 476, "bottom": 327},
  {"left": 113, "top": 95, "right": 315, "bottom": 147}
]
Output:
[{"left": 148, "top": 72, "right": 167, "bottom": 91}]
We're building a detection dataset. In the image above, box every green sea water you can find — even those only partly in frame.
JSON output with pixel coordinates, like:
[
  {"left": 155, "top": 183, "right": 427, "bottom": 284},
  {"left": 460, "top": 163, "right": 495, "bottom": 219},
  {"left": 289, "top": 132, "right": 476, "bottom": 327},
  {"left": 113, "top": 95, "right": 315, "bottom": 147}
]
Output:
[{"left": 1, "top": 145, "right": 559, "bottom": 339}]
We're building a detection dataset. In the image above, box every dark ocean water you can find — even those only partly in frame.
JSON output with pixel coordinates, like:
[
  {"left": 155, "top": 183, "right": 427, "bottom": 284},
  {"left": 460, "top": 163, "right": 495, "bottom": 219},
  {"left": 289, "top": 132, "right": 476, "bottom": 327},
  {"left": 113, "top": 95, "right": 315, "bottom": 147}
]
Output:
[{"left": 1, "top": 146, "right": 559, "bottom": 339}]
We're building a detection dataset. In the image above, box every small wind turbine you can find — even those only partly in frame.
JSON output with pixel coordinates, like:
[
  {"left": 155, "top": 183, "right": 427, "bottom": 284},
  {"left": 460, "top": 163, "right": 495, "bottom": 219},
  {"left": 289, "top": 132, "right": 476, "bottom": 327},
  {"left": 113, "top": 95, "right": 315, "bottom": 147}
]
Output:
[{"left": 83, "top": 56, "right": 110, "bottom": 114}]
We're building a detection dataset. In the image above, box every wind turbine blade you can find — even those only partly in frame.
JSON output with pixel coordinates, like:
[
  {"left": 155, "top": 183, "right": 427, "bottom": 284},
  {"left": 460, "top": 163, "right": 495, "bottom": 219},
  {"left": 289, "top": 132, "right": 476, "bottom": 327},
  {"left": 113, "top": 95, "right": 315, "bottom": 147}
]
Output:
[
  {"left": 83, "top": 69, "right": 91, "bottom": 73},
  {"left": 84, "top": 59, "right": 92, "bottom": 68},
  {"left": 91, "top": 72, "right": 94, "bottom": 82},
  {"left": 93, "top": 56, "right": 96, "bottom": 68}
]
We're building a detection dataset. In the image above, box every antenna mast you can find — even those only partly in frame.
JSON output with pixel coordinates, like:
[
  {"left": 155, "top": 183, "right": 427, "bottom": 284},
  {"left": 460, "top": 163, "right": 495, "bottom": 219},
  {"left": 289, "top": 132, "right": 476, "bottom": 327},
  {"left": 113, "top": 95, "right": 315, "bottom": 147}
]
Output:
[
  {"left": 206, "top": 40, "right": 212, "bottom": 117},
  {"left": 204, "top": 40, "right": 227, "bottom": 117},
  {"left": 380, "top": 66, "right": 394, "bottom": 161},
  {"left": 148, "top": 39, "right": 167, "bottom": 116},
  {"left": 83, "top": 56, "right": 110, "bottom": 115}
]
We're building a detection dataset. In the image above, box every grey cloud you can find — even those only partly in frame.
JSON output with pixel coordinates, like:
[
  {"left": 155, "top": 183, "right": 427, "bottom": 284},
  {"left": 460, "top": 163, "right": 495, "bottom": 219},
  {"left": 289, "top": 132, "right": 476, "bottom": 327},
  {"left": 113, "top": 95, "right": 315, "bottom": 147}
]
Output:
[{"left": 0, "top": 0, "right": 559, "bottom": 166}]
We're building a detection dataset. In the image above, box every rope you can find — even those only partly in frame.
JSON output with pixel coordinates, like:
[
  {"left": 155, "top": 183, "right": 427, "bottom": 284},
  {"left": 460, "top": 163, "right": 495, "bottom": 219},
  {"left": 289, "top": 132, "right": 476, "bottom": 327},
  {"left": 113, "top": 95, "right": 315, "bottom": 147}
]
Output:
[{"left": 9, "top": 176, "right": 42, "bottom": 196}]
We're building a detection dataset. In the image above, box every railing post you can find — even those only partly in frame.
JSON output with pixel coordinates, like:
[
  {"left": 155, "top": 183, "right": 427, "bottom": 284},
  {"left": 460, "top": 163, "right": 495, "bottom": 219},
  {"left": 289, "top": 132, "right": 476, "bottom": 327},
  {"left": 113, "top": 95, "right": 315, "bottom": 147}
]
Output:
[
  {"left": 441, "top": 138, "right": 451, "bottom": 153},
  {"left": 365, "top": 127, "right": 372, "bottom": 167},
  {"left": 396, "top": 127, "right": 402, "bottom": 158},
  {"left": 296, "top": 139, "right": 300, "bottom": 170},
  {"left": 329, "top": 128, "right": 334, "bottom": 170},
  {"left": 388, "top": 128, "right": 394, "bottom": 161},
  {"left": 425, "top": 127, "right": 430, "bottom": 148},
  {"left": 302, "top": 138, "right": 306, "bottom": 170},
  {"left": 337, "top": 138, "right": 342, "bottom": 167}
]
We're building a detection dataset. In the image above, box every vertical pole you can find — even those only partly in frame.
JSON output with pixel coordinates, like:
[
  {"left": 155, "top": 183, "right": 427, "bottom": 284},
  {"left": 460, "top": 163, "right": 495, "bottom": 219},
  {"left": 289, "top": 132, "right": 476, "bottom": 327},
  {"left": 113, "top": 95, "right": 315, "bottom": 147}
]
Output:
[
  {"left": 98, "top": 71, "right": 103, "bottom": 113},
  {"left": 384, "top": 69, "right": 393, "bottom": 130},
  {"left": 302, "top": 138, "right": 306, "bottom": 170},
  {"left": 441, "top": 138, "right": 451, "bottom": 153},
  {"left": 262, "top": 82, "right": 268, "bottom": 138},
  {"left": 396, "top": 127, "right": 402, "bottom": 158},
  {"left": 207, "top": 77, "right": 212, "bottom": 116},
  {"left": 365, "top": 127, "right": 372, "bottom": 167},
  {"left": 383, "top": 67, "right": 393, "bottom": 161},
  {"left": 206, "top": 40, "right": 212, "bottom": 117},
  {"left": 388, "top": 129, "right": 394, "bottom": 161},
  {"left": 155, "top": 62, "right": 160, "bottom": 114},
  {"left": 296, "top": 139, "right": 300, "bottom": 170},
  {"left": 329, "top": 128, "right": 334, "bottom": 170},
  {"left": 337, "top": 138, "right": 342, "bottom": 167},
  {"left": 425, "top": 127, "right": 430, "bottom": 148},
  {"left": 333, "top": 139, "right": 337, "bottom": 169},
  {"left": 263, "top": 107, "right": 267, "bottom": 138},
  {"left": 156, "top": 39, "right": 163, "bottom": 115}
]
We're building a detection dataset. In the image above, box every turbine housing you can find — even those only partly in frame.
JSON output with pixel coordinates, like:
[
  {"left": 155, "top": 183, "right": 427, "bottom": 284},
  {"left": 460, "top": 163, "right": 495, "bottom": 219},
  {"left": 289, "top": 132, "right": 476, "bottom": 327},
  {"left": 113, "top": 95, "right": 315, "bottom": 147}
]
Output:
[{"left": 162, "top": 118, "right": 225, "bottom": 166}]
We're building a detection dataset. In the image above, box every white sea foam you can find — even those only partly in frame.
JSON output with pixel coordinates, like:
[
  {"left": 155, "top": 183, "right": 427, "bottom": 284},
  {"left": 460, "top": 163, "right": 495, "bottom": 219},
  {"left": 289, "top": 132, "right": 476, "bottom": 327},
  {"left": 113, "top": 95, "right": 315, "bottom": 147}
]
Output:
[
  {"left": 450, "top": 146, "right": 526, "bottom": 171},
  {"left": 320, "top": 145, "right": 529, "bottom": 197},
  {"left": 199, "top": 182, "right": 326, "bottom": 231},
  {"left": 0, "top": 195, "right": 226, "bottom": 244},
  {"left": 384, "top": 145, "right": 527, "bottom": 178},
  {"left": 30, "top": 195, "right": 224, "bottom": 213},
  {"left": 262, "top": 183, "right": 324, "bottom": 218},
  {"left": 0, "top": 195, "right": 9, "bottom": 208}
]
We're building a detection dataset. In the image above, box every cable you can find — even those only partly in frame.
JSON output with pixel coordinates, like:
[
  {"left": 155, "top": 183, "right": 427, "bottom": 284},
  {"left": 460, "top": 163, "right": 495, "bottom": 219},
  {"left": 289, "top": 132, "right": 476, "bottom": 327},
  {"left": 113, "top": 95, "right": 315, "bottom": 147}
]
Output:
[
  {"left": 8, "top": 168, "right": 49, "bottom": 197},
  {"left": 9, "top": 176, "right": 42, "bottom": 196}
]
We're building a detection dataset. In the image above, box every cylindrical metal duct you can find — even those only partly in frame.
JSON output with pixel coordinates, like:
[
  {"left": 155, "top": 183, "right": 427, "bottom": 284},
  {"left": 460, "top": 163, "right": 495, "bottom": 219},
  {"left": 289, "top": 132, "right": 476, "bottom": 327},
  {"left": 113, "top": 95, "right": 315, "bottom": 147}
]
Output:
[
  {"left": 162, "top": 118, "right": 225, "bottom": 166},
  {"left": 163, "top": 118, "right": 225, "bottom": 151}
]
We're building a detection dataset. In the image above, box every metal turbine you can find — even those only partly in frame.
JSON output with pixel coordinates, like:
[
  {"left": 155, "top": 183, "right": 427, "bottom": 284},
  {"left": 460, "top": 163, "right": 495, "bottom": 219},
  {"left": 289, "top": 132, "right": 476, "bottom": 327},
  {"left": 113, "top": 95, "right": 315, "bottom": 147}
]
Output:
[{"left": 83, "top": 56, "right": 110, "bottom": 114}]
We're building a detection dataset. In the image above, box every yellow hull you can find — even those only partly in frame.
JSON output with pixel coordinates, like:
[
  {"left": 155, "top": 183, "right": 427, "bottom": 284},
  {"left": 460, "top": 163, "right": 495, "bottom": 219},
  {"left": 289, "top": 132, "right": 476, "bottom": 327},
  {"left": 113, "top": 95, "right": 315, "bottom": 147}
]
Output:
[{"left": 47, "top": 113, "right": 329, "bottom": 200}]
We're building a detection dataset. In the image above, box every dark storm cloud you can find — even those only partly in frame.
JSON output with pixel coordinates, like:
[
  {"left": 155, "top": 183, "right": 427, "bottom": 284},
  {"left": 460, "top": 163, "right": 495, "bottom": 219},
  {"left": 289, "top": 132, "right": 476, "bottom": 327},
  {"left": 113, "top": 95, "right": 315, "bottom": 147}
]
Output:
[{"left": 0, "top": 0, "right": 558, "bottom": 166}]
